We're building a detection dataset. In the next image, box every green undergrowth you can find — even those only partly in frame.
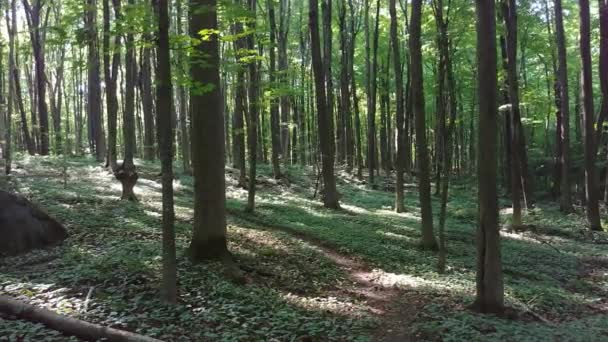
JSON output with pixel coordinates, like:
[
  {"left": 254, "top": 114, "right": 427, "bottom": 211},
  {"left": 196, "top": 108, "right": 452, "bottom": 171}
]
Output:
[{"left": 1, "top": 155, "right": 607, "bottom": 341}]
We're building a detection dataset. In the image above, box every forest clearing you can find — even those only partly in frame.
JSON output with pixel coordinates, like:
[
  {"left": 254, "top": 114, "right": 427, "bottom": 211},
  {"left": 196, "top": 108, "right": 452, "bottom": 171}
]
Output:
[{"left": 1, "top": 0, "right": 608, "bottom": 340}]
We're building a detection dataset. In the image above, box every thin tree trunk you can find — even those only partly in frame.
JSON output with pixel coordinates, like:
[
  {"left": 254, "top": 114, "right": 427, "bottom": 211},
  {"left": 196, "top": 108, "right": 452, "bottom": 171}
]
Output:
[
  {"left": 390, "top": 0, "right": 405, "bottom": 212},
  {"left": 267, "top": 0, "right": 282, "bottom": 179},
  {"left": 473, "top": 0, "right": 504, "bottom": 314},
  {"left": 85, "top": 0, "right": 106, "bottom": 162},
  {"left": 554, "top": 0, "right": 573, "bottom": 211},
  {"left": 411, "top": 0, "right": 437, "bottom": 249},
  {"left": 156, "top": 0, "right": 177, "bottom": 303},
  {"left": 116, "top": 0, "right": 139, "bottom": 202},
  {"left": 502, "top": 0, "right": 524, "bottom": 227},
  {"left": 22, "top": 0, "right": 49, "bottom": 155},
  {"left": 310, "top": 0, "right": 340, "bottom": 209},
  {"left": 579, "top": 0, "right": 602, "bottom": 231},
  {"left": 176, "top": 0, "right": 191, "bottom": 174}
]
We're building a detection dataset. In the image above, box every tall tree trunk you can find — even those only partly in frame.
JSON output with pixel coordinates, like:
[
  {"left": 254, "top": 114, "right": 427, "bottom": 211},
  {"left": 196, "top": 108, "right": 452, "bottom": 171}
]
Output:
[
  {"left": 348, "top": 0, "right": 363, "bottom": 178},
  {"left": 554, "top": 0, "right": 573, "bottom": 211},
  {"left": 105, "top": 0, "right": 121, "bottom": 170},
  {"left": 390, "top": 0, "right": 405, "bottom": 212},
  {"left": 502, "top": 0, "right": 524, "bottom": 227},
  {"left": 9, "top": 0, "right": 34, "bottom": 157},
  {"left": 142, "top": 38, "right": 155, "bottom": 161},
  {"left": 365, "top": 0, "right": 380, "bottom": 187},
  {"left": 176, "top": 0, "right": 191, "bottom": 174},
  {"left": 188, "top": 0, "right": 231, "bottom": 259},
  {"left": 85, "top": 0, "right": 106, "bottom": 162},
  {"left": 310, "top": 0, "right": 340, "bottom": 209},
  {"left": 411, "top": 0, "right": 437, "bottom": 249},
  {"left": 22, "top": 0, "right": 50, "bottom": 155},
  {"left": 473, "top": 0, "right": 504, "bottom": 314},
  {"left": 279, "top": 0, "right": 291, "bottom": 165},
  {"left": 232, "top": 15, "right": 247, "bottom": 187},
  {"left": 322, "top": 0, "right": 335, "bottom": 168},
  {"left": 338, "top": 0, "right": 350, "bottom": 169},
  {"left": 579, "top": 0, "right": 602, "bottom": 231},
  {"left": 156, "top": 0, "right": 177, "bottom": 303},
  {"left": 116, "top": 0, "right": 139, "bottom": 201},
  {"left": 600, "top": 1, "right": 608, "bottom": 202},
  {"left": 4, "top": 12, "right": 12, "bottom": 174},
  {"left": 267, "top": 0, "right": 282, "bottom": 179}
]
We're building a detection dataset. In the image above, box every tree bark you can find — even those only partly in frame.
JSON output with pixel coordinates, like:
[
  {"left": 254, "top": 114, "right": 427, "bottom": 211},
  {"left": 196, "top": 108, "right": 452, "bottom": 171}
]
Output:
[
  {"left": 245, "top": 0, "right": 259, "bottom": 213},
  {"left": 310, "top": 0, "right": 340, "bottom": 209},
  {"left": 85, "top": 0, "right": 106, "bottom": 162},
  {"left": 232, "top": 13, "right": 247, "bottom": 187},
  {"left": 502, "top": 0, "right": 524, "bottom": 227},
  {"left": 472, "top": 0, "right": 504, "bottom": 314},
  {"left": 267, "top": 0, "right": 282, "bottom": 179},
  {"left": 22, "top": 0, "right": 50, "bottom": 155},
  {"left": 156, "top": 0, "right": 178, "bottom": 303},
  {"left": 116, "top": 0, "right": 139, "bottom": 202},
  {"left": 554, "top": 0, "right": 573, "bottom": 211},
  {"left": 391, "top": 0, "right": 406, "bottom": 212},
  {"left": 188, "top": 0, "right": 231, "bottom": 260},
  {"left": 411, "top": 0, "right": 437, "bottom": 249},
  {"left": 0, "top": 295, "right": 162, "bottom": 342},
  {"left": 579, "top": 0, "right": 602, "bottom": 231}
]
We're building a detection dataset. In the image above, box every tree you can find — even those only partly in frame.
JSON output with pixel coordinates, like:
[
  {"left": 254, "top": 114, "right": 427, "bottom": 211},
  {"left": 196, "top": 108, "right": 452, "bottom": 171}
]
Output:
[
  {"left": 600, "top": 0, "right": 608, "bottom": 202},
  {"left": 390, "top": 0, "right": 405, "bottom": 213},
  {"left": 84, "top": 0, "right": 106, "bottom": 162},
  {"left": 188, "top": 0, "right": 231, "bottom": 260},
  {"left": 554, "top": 0, "right": 573, "bottom": 212},
  {"left": 141, "top": 7, "right": 156, "bottom": 162},
  {"left": 579, "top": 0, "right": 602, "bottom": 231},
  {"left": 115, "top": 0, "right": 139, "bottom": 201},
  {"left": 5, "top": 0, "right": 16, "bottom": 174},
  {"left": 472, "top": 0, "right": 504, "bottom": 314},
  {"left": 156, "top": 0, "right": 177, "bottom": 303},
  {"left": 502, "top": 0, "right": 524, "bottom": 228},
  {"left": 176, "top": 0, "right": 191, "bottom": 174},
  {"left": 22, "top": 0, "right": 50, "bottom": 155},
  {"left": 267, "top": 0, "right": 282, "bottom": 179},
  {"left": 104, "top": 0, "right": 121, "bottom": 170},
  {"left": 310, "top": 0, "right": 340, "bottom": 209},
  {"left": 410, "top": 0, "right": 437, "bottom": 249},
  {"left": 245, "top": 0, "right": 259, "bottom": 213},
  {"left": 231, "top": 17, "right": 247, "bottom": 187}
]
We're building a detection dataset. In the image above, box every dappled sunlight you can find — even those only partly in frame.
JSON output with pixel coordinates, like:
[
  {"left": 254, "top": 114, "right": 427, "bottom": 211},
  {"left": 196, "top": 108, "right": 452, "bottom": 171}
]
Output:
[
  {"left": 377, "top": 230, "right": 418, "bottom": 243},
  {"left": 280, "top": 292, "right": 371, "bottom": 318}
]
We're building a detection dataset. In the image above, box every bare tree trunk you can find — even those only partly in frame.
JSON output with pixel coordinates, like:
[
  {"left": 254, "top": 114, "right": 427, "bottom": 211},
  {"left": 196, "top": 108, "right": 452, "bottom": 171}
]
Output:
[
  {"left": 188, "top": 0, "right": 231, "bottom": 261},
  {"left": 411, "top": 0, "right": 437, "bottom": 249},
  {"left": 156, "top": 0, "right": 177, "bottom": 303},
  {"left": 22, "top": 0, "right": 50, "bottom": 155},
  {"left": 104, "top": 0, "right": 121, "bottom": 170},
  {"left": 502, "top": 0, "right": 524, "bottom": 227},
  {"left": 279, "top": 0, "right": 291, "bottom": 165},
  {"left": 231, "top": 10, "right": 247, "bottom": 187},
  {"left": 267, "top": 0, "right": 282, "bottom": 179},
  {"left": 310, "top": 0, "right": 340, "bottom": 209},
  {"left": 141, "top": 36, "right": 155, "bottom": 161},
  {"left": 473, "top": 0, "right": 504, "bottom": 314},
  {"left": 245, "top": 0, "right": 259, "bottom": 212},
  {"left": 580, "top": 0, "right": 602, "bottom": 231},
  {"left": 0, "top": 296, "right": 162, "bottom": 342},
  {"left": 390, "top": 0, "right": 405, "bottom": 212},
  {"left": 554, "top": 0, "right": 573, "bottom": 211},
  {"left": 85, "top": 0, "right": 106, "bottom": 162},
  {"left": 116, "top": 0, "right": 139, "bottom": 202}
]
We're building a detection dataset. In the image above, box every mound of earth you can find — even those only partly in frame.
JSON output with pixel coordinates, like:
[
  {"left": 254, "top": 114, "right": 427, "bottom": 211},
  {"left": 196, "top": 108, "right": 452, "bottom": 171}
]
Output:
[{"left": 0, "top": 190, "right": 67, "bottom": 256}]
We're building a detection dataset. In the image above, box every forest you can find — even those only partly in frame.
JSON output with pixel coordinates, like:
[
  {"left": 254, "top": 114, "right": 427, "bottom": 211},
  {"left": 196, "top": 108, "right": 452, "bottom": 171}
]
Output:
[{"left": 0, "top": 0, "right": 607, "bottom": 340}]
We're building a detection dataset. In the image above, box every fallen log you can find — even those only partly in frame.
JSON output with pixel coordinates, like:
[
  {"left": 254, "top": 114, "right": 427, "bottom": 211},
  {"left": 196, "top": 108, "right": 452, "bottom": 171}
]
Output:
[{"left": 0, "top": 295, "right": 163, "bottom": 342}]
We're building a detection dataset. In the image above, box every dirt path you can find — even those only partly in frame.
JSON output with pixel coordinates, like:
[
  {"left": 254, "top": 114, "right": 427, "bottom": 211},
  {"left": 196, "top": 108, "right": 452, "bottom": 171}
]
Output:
[{"left": 229, "top": 209, "right": 424, "bottom": 341}]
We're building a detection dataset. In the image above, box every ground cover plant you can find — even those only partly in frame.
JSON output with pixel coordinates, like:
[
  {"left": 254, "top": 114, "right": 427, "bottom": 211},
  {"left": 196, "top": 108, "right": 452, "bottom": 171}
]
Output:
[{"left": 1, "top": 156, "right": 607, "bottom": 341}]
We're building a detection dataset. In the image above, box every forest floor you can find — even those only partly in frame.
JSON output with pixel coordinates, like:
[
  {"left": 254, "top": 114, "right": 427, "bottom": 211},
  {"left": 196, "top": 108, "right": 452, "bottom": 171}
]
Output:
[{"left": 1, "top": 155, "right": 608, "bottom": 341}]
